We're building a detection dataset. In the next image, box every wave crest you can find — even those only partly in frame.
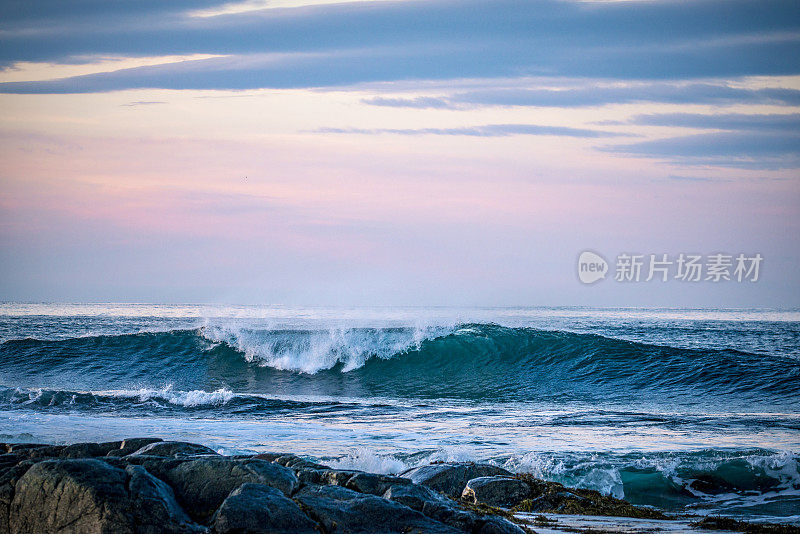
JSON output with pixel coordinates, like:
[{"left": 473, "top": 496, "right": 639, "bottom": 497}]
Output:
[{"left": 199, "top": 323, "right": 454, "bottom": 373}]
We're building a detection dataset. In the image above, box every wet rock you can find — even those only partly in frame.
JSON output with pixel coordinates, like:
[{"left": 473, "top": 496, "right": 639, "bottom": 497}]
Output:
[
  {"left": 60, "top": 441, "right": 123, "bottom": 458},
  {"left": 106, "top": 437, "right": 164, "bottom": 457},
  {"left": 10, "top": 458, "right": 129, "bottom": 533},
  {"left": 0, "top": 453, "right": 23, "bottom": 471},
  {"left": 383, "top": 483, "right": 523, "bottom": 534},
  {"left": 346, "top": 472, "right": 412, "bottom": 495},
  {"left": 383, "top": 482, "right": 447, "bottom": 509},
  {"left": 296, "top": 467, "right": 328, "bottom": 485},
  {"left": 400, "top": 463, "right": 513, "bottom": 498},
  {"left": 9, "top": 458, "right": 201, "bottom": 533},
  {"left": 251, "top": 452, "right": 287, "bottom": 462},
  {"left": 126, "top": 465, "right": 204, "bottom": 533},
  {"left": 511, "top": 474, "right": 667, "bottom": 519},
  {"left": 462, "top": 476, "right": 532, "bottom": 507},
  {"left": 2, "top": 443, "right": 53, "bottom": 453},
  {"left": 477, "top": 515, "right": 527, "bottom": 534},
  {"left": 259, "top": 453, "right": 330, "bottom": 471},
  {"left": 161, "top": 457, "right": 298, "bottom": 523},
  {"left": 4, "top": 444, "right": 64, "bottom": 460},
  {"left": 294, "top": 467, "right": 360, "bottom": 487},
  {"left": 211, "top": 483, "right": 318, "bottom": 534},
  {"left": 295, "top": 484, "right": 461, "bottom": 533},
  {"left": 119, "top": 455, "right": 187, "bottom": 480},
  {"left": 130, "top": 441, "right": 220, "bottom": 458},
  {"left": 0, "top": 461, "right": 35, "bottom": 534}
]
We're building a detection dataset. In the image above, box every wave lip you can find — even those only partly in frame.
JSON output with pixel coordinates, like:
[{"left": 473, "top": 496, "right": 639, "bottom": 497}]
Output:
[
  {"left": 106, "top": 385, "right": 236, "bottom": 407},
  {"left": 199, "top": 323, "right": 454, "bottom": 373}
]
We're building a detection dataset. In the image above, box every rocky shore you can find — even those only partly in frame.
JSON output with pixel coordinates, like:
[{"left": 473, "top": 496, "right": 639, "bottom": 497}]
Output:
[{"left": 0, "top": 438, "right": 794, "bottom": 534}]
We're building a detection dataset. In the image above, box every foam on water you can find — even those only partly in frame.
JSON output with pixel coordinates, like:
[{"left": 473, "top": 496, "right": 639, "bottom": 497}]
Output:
[{"left": 199, "top": 321, "right": 455, "bottom": 373}]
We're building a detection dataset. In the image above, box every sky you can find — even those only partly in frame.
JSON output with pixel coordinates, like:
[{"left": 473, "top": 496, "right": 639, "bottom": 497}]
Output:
[{"left": 0, "top": 0, "right": 799, "bottom": 307}]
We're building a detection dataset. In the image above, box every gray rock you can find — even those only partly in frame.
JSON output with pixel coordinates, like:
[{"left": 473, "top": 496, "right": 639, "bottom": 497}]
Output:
[
  {"left": 2, "top": 443, "right": 53, "bottom": 453},
  {"left": 161, "top": 457, "right": 298, "bottom": 523},
  {"left": 462, "top": 476, "right": 532, "bottom": 507},
  {"left": 400, "top": 463, "right": 513, "bottom": 498},
  {"left": 518, "top": 490, "right": 591, "bottom": 513},
  {"left": 5, "top": 444, "right": 64, "bottom": 459},
  {"left": 294, "top": 468, "right": 359, "bottom": 487},
  {"left": 9, "top": 458, "right": 202, "bottom": 533},
  {"left": 383, "top": 482, "right": 447, "bottom": 512},
  {"left": 130, "top": 441, "right": 220, "bottom": 458},
  {"left": 345, "top": 472, "right": 412, "bottom": 495},
  {"left": 323, "top": 469, "right": 360, "bottom": 486},
  {"left": 211, "top": 483, "right": 318, "bottom": 534},
  {"left": 119, "top": 455, "right": 187, "bottom": 480},
  {"left": 0, "top": 453, "right": 23, "bottom": 471},
  {"left": 60, "top": 441, "right": 123, "bottom": 458},
  {"left": 10, "top": 458, "right": 131, "bottom": 533},
  {"left": 296, "top": 467, "right": 327, "bottom": 485},
  {"left": 0, "top": 461, "right": 35, "bottom": 534},
  {"left": 477, "top": 515, "right": 527, "bottom": 534},
  {"left": 250, "top": 452, "right": 287, "bottom": 462},
  {"left": 258, "top": 453, "right": 329, "bottom": 471},
  {"left": 106, "top": 437, "right": 164, "bottom": 457},
  {"left": 295, "top": 484, "right": 461, "bottom": 533},
  {"left": 384, "top": 483, "right": 524, "bottom": 534},
  {"left": 126, "top": 465, "right": 204, "bottom": 533}
]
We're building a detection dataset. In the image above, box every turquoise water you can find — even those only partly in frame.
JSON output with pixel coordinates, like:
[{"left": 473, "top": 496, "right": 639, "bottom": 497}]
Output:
[{"left": 1, "top": 304, "right": 798, "bottom": 521}]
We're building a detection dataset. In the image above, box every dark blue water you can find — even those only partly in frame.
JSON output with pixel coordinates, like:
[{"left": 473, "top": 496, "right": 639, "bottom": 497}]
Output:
[{"left": 1, "top": 304, "right": 798, "bottom": 521}]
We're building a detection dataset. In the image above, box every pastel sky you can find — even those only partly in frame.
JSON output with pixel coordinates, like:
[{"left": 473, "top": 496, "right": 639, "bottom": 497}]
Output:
[{"left": 0, "top": 0, "right": 798, "bottom": 306}]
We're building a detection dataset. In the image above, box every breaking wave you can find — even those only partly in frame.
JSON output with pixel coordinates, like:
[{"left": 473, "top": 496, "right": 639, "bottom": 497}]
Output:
[{"left": 1, "top": 324, "right": 798, "bottom": 404}]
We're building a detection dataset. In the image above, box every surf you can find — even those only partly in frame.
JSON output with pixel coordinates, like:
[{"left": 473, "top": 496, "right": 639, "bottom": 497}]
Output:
[{"left": 1, "top": 324, "right": 798, "bottom": 406}]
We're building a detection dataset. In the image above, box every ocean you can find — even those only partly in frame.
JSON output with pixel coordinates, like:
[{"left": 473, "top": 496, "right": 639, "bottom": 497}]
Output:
[{"left": 1, "top": 304, "right": 798, "bottom": 522}]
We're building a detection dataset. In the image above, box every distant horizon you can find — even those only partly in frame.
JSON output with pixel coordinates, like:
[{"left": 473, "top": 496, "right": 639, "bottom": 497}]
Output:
[{"left": 3, "top": 301, "right": 799, "bottom": 312}]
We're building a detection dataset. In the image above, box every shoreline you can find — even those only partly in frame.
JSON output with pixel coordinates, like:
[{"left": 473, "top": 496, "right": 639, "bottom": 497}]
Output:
[{"left": 2, "top": 438, "right": 798, "bottom": 534}]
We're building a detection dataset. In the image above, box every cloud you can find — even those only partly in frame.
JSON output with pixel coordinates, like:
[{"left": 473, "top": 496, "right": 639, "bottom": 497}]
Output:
[
  {"left": 313, "top": 123, "right": 626, "bottom": 138},
  {"left": 121, "top": 100, "right": 166, "bottom": 106},
  {"left": 0, "top": 0, "right": 799, "bottom": 92},
  {"left": 605, "top": 131, "right": 800, "bottom": 169},
  {"left": 629, "top": 112, "right": 800, "bottom": 132},
  {"left": 361, "top": 96, "right": 458, "bottom": 109},
  {"left": 365, "top": 83, "right": 800, "bottom": 110}
]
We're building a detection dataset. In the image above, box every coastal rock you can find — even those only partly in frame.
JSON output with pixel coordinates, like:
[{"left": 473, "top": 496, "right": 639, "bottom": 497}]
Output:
[
  {"left": 107, "top": 437, "right": 164, "bottom": 457},
  {"left": 60, "top": 441, "right": 123, "bottom": 458},
  {"left": 211, "top": 483, "right": 318, "bottom": 534},
  {"left": 2, "top": 443, "right": 58, "bottom": 453},
  {"left": 294, "top": 467, "right": 361, "bottom": 487},
  {"left": 161, "top": 457, "right": 298, "bottom": 523},
  {"left": 383, "top": 483, "right": 523, "bottom": 534},
  {"left": 3, "top": 444, "right": 64, "bottom": 460},
  {"left": 477, "top": 515, "right": 528, "bottom": 534},
  {"left": 462, "top": 476, "right": 532, "bottom": 507},
  {"left": 126, "top": 465, "right": 204, "bottom": 533},
  {"left": 9, "top": 458, "right": 201, "bottom": 533},
  {"left": 295, "top": 484, "right": 462, "bottom": 533},
  {"left": 10, "top": 458, "right": 130, "bottom": 533},
  {"left": 511, "top": 475, "right": 667, "bottom": 519},
  {"left": 0, "top": 461, "right": 35, "bottom": 534},
  {"left": 256, "top": 453, "right": 330, "bottom": 471},
  {"left": 400, "top": 463, "right": 513, "bottom": 498},
  {"left": 130, "top": 441, "right": 220, "bottom": 458},
  {"left": 345, "top": 472, "right": 413, "bottom": 495},
  {"left": 0, "top": 453, "right": 23, "bottom": 471}
]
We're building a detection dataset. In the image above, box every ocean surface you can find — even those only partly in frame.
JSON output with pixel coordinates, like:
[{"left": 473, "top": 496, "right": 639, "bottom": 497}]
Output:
[{"left": 1, "top": 304, "right": 798, "bottom": 522}]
